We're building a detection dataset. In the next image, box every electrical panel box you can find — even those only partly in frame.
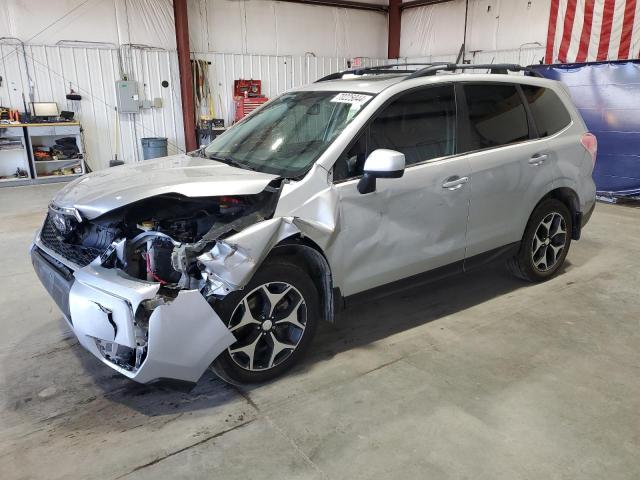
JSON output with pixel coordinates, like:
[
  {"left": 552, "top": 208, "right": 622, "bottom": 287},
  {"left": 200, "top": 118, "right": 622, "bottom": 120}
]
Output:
[{"left": 115, "top": 80, "right": 139, "bottom": 113}]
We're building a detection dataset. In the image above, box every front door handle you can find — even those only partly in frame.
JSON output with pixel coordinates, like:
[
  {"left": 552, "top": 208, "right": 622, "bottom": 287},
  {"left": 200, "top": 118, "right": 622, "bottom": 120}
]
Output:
[
  {"left": 442, "top": 176, "right": 469, "bottom": 190},
  {"left": 528, "top": 154, "right": 548, "bottom": 166}
]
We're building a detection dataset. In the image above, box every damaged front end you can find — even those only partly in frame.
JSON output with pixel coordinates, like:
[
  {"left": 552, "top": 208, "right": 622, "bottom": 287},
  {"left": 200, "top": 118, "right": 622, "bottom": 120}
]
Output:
[
  {"left": 32, "top": 182, "right": 297, "bottom": 383},
  {"left": 67, "top": 264, "right": 236, "bottom": 383}
]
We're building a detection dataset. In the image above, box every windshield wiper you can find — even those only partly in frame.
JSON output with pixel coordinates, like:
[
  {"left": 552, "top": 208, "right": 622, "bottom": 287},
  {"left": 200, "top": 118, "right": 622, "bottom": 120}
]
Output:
[{"left": 207, "top": 154, "right": 256, "bottom": 171}]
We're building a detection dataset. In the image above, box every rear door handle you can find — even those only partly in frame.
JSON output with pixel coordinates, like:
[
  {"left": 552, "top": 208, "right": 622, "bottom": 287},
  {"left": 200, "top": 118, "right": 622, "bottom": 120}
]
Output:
[
  {"left": 442, "top": 176, "right": 469, "bottom": 190},
  {"left": 528, "top": 154, "right": 548, "bottom": 166}
]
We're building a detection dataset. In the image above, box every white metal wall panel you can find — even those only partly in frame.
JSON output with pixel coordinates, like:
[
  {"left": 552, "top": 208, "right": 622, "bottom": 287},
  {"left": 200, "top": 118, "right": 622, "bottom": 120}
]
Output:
[
  {"left": 188, "top": 0, "right": 388, "bottom": 58},
  {"left": 492, "top": 0, "right": 550, "bottom": 53},
  {"left": 400, "top": 1, "right": 467, "bottom": 58},
  {"left": 125, "top": 48, "right": 186, "bottom": 162},
  {"left": 0, "top": 43, "right": 185, "bottom": 171},
  {"left": 0, "top": 0, "right": 176, "bottom": 49},
  {"left": 403, "top": 47, "right": 546, "bottom": 71},
  {"left": 1, "top": 43, "right": 388, "bottom": 170},
  {"left": 191, "top": 52, "right": 388, "bottom": 127},
  {"left": 468, "top": 47, "right": 547, "bottom": 67},
  {"left": 189, "top": 48, "right": 547, "bottom": 146},
  {"left": 395, "top": 54, "right": 459, "bottom": 64},
  {"left": 401, "top": 0, "right": 552, "bottom": 58}
]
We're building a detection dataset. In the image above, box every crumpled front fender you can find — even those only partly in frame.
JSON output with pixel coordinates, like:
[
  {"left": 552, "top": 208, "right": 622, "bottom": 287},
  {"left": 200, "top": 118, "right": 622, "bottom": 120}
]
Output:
[
  {"left": 198, "top": 177, "right": 341, "bottom": 295},
  {"left": 198, "top": 215, "right": 337, "bottom": 295},
  {"left": 198, "top": 217, "right": 299, "bottom": 292},
  {"left": 162, "top": 162, "right": 342, "bottom": 298}
]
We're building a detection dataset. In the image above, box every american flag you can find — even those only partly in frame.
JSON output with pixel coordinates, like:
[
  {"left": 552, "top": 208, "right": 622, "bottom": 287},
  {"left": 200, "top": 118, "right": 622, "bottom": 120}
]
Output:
[{"left": 545, "top": 0, "right": 640, "bottom": 64}]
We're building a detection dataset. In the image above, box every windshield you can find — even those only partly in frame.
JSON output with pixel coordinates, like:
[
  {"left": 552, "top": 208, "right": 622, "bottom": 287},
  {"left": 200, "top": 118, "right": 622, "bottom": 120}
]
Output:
[{"left": 204, "top": 91, "right": 373, "bottom": 177}]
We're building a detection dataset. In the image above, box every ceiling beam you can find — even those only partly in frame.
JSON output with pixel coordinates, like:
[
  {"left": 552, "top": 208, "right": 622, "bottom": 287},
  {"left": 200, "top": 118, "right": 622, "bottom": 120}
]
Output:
[
  {"left": 401, "top": 0, "right": 454, "bottom": 10},
  {"left": 275, "top": 0, "right": 388, "bottom": 12}
]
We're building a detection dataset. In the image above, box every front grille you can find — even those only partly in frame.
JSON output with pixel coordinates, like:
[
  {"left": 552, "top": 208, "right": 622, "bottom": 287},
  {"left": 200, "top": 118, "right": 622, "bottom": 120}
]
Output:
[{"left": 40, "top": 213, "right": 104, "bottom": 267}]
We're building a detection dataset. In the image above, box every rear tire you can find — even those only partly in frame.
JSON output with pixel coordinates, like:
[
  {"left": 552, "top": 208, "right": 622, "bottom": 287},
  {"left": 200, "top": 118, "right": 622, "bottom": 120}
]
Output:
[
  {"left": 508, "top": 198, "right": 573, "bottom": 282},
  {"left": 210, "top": 258, "right": 319, "bottom": 385}
]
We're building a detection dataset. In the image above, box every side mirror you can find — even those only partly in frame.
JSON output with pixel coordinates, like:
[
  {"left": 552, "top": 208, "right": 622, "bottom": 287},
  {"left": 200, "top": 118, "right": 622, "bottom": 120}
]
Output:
[{"left": 357, "top": 149, "right": 405, "bottom": 194}]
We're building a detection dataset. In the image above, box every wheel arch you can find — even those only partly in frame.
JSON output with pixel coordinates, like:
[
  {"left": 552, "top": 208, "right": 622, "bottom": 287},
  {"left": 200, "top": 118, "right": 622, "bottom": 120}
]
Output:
[
  {"left": 533, "top": 186, "right": 581, "bottom": 239},
  {"left": 267, "top": 235, "right": 337, "bottom": 323}
]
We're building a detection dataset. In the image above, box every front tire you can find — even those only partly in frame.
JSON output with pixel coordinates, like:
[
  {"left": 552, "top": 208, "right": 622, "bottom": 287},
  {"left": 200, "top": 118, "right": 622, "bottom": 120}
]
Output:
[
  {"left": 210, "top": 258, "right": 319, "bottom": 385},
  {"left": 508, "top": 198, "right": 573, "bottom": 282}
]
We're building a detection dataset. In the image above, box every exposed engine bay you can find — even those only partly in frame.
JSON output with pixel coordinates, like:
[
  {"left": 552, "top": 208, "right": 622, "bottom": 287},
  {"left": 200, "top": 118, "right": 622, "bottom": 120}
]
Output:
[{"left": 59, "top": 185, "right": 281, "bottom": 291}]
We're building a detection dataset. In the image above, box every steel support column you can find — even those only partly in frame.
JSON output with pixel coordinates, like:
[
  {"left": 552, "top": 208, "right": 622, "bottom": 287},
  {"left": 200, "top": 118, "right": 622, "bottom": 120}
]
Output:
[
  {"left": 388, "top": 0, "right": 402, "bottom": 59},
  {"left": 174, "top": 0, "right": 197, "bottom": 152}
]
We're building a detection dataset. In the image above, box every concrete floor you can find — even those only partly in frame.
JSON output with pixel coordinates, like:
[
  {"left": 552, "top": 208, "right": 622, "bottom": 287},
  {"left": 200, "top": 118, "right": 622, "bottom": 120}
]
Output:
[{"left": 1, "top": 183, "right": 639, "bottom": 480}]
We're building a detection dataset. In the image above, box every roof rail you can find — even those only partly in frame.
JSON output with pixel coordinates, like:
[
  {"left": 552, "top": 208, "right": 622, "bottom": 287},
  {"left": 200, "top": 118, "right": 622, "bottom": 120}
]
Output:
[
  {"left": 404, "top": 63, "right": 525, "bottom": 80},
  {"left": 315, "top": 62, "right": 450, "bottom": 82},
  {"left": 315, "top": 62, "right": 530, "bottom": 83}
]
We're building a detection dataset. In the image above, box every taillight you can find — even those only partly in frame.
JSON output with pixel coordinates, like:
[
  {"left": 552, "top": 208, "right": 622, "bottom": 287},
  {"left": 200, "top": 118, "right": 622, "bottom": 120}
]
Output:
[{"left": 581, "top": 132, "right": 597, "bottom": 166}]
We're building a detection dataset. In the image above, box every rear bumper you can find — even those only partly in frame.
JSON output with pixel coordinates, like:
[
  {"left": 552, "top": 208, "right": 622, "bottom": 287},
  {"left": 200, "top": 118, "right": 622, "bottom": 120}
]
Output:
[
  {"left": 31, "top": 241, "right": 236, "bottom": 384},
  {"left": 573, "top": 199, "right": 596, "bottom": 240},
  {"left": 581, "top": 199, "right": 596, "bottom": 228}
]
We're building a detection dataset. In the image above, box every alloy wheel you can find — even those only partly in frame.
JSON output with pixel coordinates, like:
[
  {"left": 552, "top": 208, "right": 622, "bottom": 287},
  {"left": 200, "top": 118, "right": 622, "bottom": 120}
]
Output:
[
  {"left": 531, "top": 212, "right": 567, "bottom": 272},
  {"left": 226, "top": 282, "right": 307, "bottom": 372}
]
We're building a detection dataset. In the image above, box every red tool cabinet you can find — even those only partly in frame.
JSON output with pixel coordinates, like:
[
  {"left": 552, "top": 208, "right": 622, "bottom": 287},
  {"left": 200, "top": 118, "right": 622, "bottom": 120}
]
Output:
[{"left": 233, "top": 95, "right": 269, "bottom": 122}]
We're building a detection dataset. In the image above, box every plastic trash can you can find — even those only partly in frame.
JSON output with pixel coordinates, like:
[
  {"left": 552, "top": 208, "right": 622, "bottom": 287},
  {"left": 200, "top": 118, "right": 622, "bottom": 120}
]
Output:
[{"left": 141, "top": 137, "right": 168, "bottom": 160}]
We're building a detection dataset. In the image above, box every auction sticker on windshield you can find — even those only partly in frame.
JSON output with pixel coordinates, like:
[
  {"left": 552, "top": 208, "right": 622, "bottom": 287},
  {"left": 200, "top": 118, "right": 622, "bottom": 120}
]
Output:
[{"left": 331, "top": 93, "right": 372, "bottom": 106}]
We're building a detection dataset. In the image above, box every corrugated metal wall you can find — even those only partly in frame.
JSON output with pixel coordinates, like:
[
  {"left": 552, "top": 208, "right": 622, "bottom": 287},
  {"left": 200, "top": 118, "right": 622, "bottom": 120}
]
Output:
[
  {"left": 400, "top": 47, "right": 546, "bottom": 70},
  {"left": 0, "top": 42, "right": 185, "bottom": 171},
  {"left": 0, "top": 43, "right": 389, "bottom": 170},
  {"left": 190, "top": 48, "right": 548, "bottom": 132},
  {"left": 468, "top": 47, "right": 546, "bottom": 67},
  {"left": 0, "top": 42, "right": 547, "bottom": 171},
  {"left": 191, "top": 52, "right": 389, "bottom": 126}
]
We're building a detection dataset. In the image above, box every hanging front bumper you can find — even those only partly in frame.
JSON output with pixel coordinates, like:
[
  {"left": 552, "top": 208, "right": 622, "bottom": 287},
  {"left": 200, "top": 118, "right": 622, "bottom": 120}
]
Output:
[{"left": 31, "top": 239, "right": 236, "bottom": 384}]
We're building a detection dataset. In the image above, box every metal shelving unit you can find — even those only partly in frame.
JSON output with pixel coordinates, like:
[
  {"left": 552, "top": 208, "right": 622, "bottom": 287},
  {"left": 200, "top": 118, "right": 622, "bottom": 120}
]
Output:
[
  {"left": 26, "top": 123, "right": 86, "bottom": 184},
  {"left": 0, "top": 122, "right": 87, "bottom": 187},
  {"left": 0, "top": 126, "right": 32, "bottom": 186}
]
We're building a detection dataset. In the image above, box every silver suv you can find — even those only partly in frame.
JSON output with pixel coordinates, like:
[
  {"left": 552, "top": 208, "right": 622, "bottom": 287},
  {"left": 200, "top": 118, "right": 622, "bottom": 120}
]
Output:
[{"left": 31, "top": 63, "right": 597, "bottom": 386}]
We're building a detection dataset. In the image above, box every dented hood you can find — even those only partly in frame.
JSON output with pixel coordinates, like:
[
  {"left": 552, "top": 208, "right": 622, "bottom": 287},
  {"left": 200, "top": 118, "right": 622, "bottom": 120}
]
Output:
[{"left": 52, "top": 154, "right": 279, "bottom": 219}]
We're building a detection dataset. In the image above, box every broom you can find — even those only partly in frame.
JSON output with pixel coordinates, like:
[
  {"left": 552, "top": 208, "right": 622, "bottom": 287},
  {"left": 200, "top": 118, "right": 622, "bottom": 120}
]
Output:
[{"left": 110, "top": 106, "right": 124, "bottom": 167}]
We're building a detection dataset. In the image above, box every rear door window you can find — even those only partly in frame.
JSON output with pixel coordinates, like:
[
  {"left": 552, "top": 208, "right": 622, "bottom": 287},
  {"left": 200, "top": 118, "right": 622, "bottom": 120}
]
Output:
[
  {"left": 462, "top": 84, "right": 529, "bottom": 151},
  {"left": 520, "top": 85, "right": 572, "bottom": 137}
]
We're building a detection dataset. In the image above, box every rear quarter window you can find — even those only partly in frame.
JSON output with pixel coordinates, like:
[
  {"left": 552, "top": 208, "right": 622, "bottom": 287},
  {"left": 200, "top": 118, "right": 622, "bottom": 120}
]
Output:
[{"left": 521, "top": 85, "right": 572, "bottom": 137}]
